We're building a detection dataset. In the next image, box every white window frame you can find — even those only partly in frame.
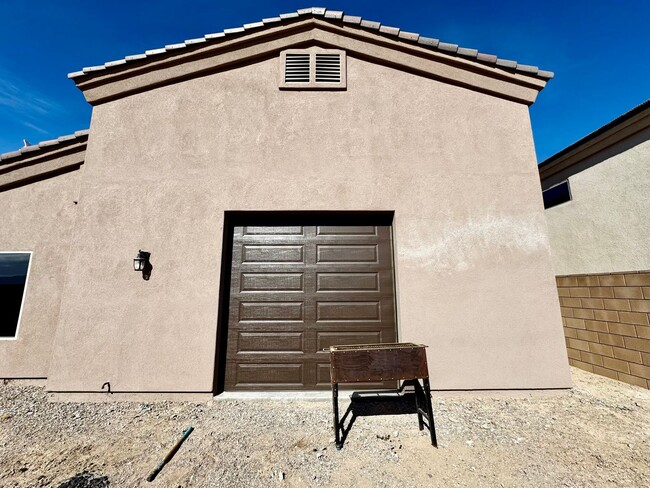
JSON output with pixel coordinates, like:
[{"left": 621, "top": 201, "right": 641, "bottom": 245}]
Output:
[
  {"left": 279, "top": 47, "right": 347, "bottom": 90},
  {"left": 0, "top": 251, "right": 33, "bottom": 341}
]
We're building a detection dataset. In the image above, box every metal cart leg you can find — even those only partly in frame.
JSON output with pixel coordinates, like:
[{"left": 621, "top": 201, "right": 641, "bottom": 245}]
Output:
[
  {"left": 423, "top": 378, "right": 437, "bottom": 447},
  {"left": 332, "top": 383, "right": 342, "bottom": 450},
  {"left": 411, "top": 380, "right": 424, "bottom": 431}
]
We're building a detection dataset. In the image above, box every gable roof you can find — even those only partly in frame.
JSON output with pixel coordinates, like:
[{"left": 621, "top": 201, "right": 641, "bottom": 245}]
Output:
[
  {"left": 539, "top": 99, "right": 650, "bottom": 186},
  {"left": 69, "top": 7, "right": 554, "bottom": 82},
  {"left": 68, "top": 7, "right": 553, "bottom": 106},
  {"left": 0, "top": 130, "right": 88, "bottom": 164},
  {"left": 0, "top": 130, "right": 87, "bottom": 192}
]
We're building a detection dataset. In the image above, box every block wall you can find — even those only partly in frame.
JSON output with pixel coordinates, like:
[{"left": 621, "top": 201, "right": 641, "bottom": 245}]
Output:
[{"left": 558, "top": 271, "right": 650, "bottom": 389}]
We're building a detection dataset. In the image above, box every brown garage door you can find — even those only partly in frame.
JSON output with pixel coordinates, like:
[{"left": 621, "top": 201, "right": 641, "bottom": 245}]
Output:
[{"left": 224, "top": 224, "right": 397, "bottom": 390}]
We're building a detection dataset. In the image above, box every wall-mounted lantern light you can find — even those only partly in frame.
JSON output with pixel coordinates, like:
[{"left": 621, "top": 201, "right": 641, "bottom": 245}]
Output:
[{"left": 133, "top": 250, "right": 152, "bottom": 280}]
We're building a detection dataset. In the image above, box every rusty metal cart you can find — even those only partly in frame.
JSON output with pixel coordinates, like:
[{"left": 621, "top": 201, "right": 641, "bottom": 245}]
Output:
[{"left": 328, "top": 342, "right": 437, "bottom": 449}]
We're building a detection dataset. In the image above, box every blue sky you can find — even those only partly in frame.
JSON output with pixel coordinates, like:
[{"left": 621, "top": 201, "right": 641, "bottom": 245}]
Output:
[{"left": 0, "top": 1, "right": 648, "bottom": 161}]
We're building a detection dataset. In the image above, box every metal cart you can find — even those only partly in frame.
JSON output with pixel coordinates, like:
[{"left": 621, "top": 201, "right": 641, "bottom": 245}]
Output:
[{"left": 328, "top": 342, "right": 437, "bottom": 449}]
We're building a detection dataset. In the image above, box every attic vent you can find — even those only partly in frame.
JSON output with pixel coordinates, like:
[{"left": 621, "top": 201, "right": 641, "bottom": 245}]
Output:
[
  {"left": 315, "top": 53, "right": 341, "bottom": 83},
  {"left": 285, "top": 53, "right": 310, "bottom": 83},
  {"left": 280, "top": 49, "right": 346, "bottom": 89}
]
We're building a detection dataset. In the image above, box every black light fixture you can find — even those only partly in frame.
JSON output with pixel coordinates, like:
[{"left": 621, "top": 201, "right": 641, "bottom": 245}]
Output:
[{"left": 133, "top": 250, "right": 151, "bottom": 275}]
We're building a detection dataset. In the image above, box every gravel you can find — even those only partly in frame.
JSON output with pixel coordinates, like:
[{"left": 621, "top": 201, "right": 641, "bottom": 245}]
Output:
[{"left": 1, "top": 368, "right": 649, "bottom": 487}]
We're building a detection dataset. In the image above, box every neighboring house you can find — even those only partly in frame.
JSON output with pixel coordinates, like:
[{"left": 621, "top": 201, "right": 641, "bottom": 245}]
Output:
[
  {"left": 540, "top": 100, "right": 650, "bottom": 389},
  {"left": 0, "top": 8, "right": 570, "bottom": 400}
]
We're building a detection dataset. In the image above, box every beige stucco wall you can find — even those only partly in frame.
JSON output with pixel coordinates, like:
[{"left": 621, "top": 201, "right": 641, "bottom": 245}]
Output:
[
  {"left": 47, "top": 53, "right": 570, "bottom": 394},
  {"left": 0, "top": 168, "right": 82, "bottom": 378},
  {"left": 545, "top": 132, "right": 650, "bottom": 275}
]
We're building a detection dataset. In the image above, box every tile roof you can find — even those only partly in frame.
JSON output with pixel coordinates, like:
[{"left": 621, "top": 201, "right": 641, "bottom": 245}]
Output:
[
  {"left": 0, "top": 130, "right": 88, "bottom": 163},
  {"left": 67, "top": 7, "right": 554, "bottom": 81}
]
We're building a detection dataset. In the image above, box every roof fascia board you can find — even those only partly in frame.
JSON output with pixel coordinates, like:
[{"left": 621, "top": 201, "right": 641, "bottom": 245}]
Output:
[
  {"left": 74, "top": 19, "right": 545, "bottom": 106},
  {"left": 539, "top": 109, "right": 650, "bottom": 181},
  {"left": 0, "top": 143, "right": 85, "bottom": 192},
  {"left": 315, "top": 25, "right": 543, "bottom": 104}
]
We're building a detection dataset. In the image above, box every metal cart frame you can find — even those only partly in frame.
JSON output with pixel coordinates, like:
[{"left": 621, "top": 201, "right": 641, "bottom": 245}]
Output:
[{"left": 328, "top": 343, "right": 437, "bottom": 449}]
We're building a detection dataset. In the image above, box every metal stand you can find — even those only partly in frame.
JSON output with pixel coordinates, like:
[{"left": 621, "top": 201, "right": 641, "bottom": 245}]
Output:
[
  {"left": 332, "top": 383, "right": 342, "bottom": 449},
  {"left": 328, "top": 343, "right": 437, "bottom": 450},
  {"left": 411, "top": 378, "right": 437, "bottom": 447},
  {"left": 331, "top": 379, "right": 437, "bottom": 450}
]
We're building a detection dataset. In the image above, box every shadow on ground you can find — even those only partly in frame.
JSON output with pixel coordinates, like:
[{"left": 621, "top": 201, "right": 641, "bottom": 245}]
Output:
[
  {"left": 56, "top": 472, "right": 109, "bottom": 488},
  {"left": 338, "top": 392, "right": 420, "bottom": 445}
]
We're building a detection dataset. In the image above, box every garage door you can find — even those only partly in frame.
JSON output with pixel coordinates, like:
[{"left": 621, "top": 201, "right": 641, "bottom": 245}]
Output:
[{"left": 224, "top": 224, "right": 397, "bottom": 390}]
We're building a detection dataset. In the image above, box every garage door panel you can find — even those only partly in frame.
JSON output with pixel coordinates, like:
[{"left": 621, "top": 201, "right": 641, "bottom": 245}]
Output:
[
  {"left": 316, "top": 330, "right": 382, "bottom": 350},
  {"left": 316, "top": 244, "right": 378, "bottom": 264},
  {"left": 242, "top": 244, "right": 305, "bottom": 263},
  {"left": 243, "top": 226, "right": 305, "bottom": 236},
  {"left": 238, "top": 301, "right": 304, "bottom": 322},
  {"left": 316, "top": 301, "right": 381, "bottom": 322},
  {"left": 237, "top": 331, "right": 305, "bottom": 353},
  {"left": 317, "top": 225, "right": 377, "bottom": 236},
  {"left": 225, "top": 223, "right": 397, "bottom": 390},
  {"left": 230, "top": 363, "right": 304, "bottom": 387},
  {"left": 316, "top": 272, "right": 379, "bottom": 292},
  {"left": 240, "top": 272, "right": 305, "bottom": 292}
]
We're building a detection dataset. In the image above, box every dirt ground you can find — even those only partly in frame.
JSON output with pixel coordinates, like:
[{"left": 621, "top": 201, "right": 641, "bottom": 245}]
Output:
[{"left": 0, "top": 367, "right": 648, "bottom": 487}]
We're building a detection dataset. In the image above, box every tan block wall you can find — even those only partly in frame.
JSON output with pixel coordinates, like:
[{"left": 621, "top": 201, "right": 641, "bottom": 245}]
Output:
[{"left": 558, "top": 271, "right": 650, "bottom": 389}]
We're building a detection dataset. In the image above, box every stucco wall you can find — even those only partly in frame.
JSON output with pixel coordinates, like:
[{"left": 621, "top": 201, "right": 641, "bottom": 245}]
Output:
[
  {"left": 47, "top": 54, "right": 570, "bottom": 394},
  {"left": 0, "top": 168, "right": 82, "bottom": 378},
  {"left": 545, "top": 131, "right": 650, "bottom": 275}
]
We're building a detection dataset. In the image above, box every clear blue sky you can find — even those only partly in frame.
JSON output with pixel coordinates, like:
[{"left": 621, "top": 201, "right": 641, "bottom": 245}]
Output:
[{"left": 0, "top": 1, "right": 648, "bottom": 161}]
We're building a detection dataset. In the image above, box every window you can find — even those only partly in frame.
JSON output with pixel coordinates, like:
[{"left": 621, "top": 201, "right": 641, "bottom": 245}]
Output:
[
  {"left": 542, "top": 180, "right": 572, "bottom": 209},
  {"left": 0, "top": 252, "right": 31, "bottom": 339},
  {"left": 279, "top": 48, "right": 347, "bottom": 89}
]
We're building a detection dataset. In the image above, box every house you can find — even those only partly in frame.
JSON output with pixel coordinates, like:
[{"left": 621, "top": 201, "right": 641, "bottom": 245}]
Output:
[
  {"left": 0, "top": 7, "right": 571, "bottom": 400},
  {"left": 540, "top": 100, "right": 650, "bottom": 389}
]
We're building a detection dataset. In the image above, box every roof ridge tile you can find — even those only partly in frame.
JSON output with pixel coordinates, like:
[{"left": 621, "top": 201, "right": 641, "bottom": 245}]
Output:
[
  {"left": 125, "top": 53, "right": 148, "bottom": 61},
  {"left": 223, "top": 27, "right": 245, "bottom": 34},
  {"left": 342, "top": 15, "right": 362, "bottom": 24},
  {"left": 324, "top": 10, "right": 343, "bottom": 19},
  {"left": 379, "top": 25, "right": 400, "bottom": 36},
  {"left": 243, "top": 21, "right": 264, "bottom": 30},
  {"left": 144, "top": 48, "right": 166, "bottom": 56},
  {"left": 66, "top": 7, "right": 554, "bottom": 81},
  {"left": 360, "top": 19, "right": 381, "bottom": 30},
  {"left": 417, "top": 36, "right": 439, "bottom": 48},
  {"left": 0, "top": 130, "right": 89, "bottom": 163},
  {"left": 398, "top": 31, "right": 419, "bottom": 42}
]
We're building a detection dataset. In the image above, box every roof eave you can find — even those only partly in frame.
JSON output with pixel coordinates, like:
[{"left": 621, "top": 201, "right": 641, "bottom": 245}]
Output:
[
  {"left": 69, "top": 16, "right": 549, "bottom": 107},
  {"left": 0, "top": 131, "right": 88, "bottom": 192},
  {"left": 539, "top": 100, "right": 650, "bottom": 181}
]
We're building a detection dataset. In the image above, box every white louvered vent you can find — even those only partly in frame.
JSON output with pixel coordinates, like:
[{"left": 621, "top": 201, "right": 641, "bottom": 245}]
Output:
[
  {"left": 280, "top": 49, "right": 346, "bottom": 89},
  {"left": 285, "top": 53, "right": 310, "bottom": 83},
  {"left": 315, "top": 53, "right": 341, "bottom": 83}
]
